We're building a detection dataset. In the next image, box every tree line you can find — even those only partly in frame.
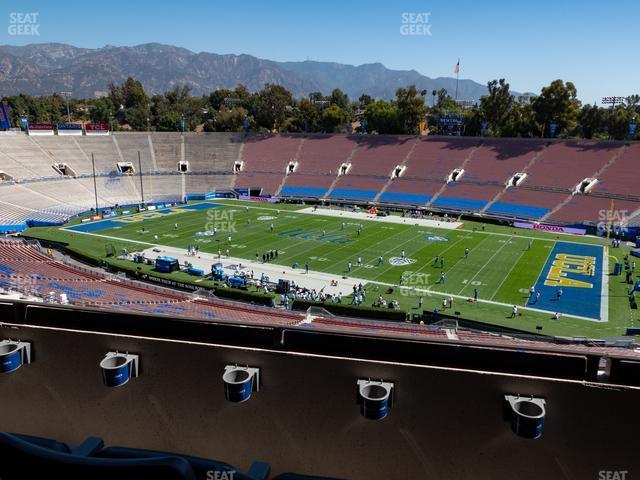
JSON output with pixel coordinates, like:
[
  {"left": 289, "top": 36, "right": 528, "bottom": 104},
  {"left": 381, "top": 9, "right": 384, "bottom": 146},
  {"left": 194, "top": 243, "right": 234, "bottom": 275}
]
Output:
[{"left": 2, "top": 77, "right": 638, "bottom": 140}]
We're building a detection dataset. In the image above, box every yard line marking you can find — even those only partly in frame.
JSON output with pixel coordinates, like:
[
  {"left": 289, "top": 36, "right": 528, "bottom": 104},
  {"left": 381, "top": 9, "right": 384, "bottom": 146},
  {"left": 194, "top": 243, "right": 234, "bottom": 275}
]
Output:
[
  {"left": 490, "top": 242, "right": 528, "bottom": 301},
  {"left": 457, "top": 234, "right": 515, "bottom": 296},
  {"left": 219, "top": 199, "right": 604, "bottom": 247},
  {"left": 600, "top": 245, "right": 609, "bottom": 322},
  {"left": 366, "top": 279, "right": 603, "bottom": 323}
]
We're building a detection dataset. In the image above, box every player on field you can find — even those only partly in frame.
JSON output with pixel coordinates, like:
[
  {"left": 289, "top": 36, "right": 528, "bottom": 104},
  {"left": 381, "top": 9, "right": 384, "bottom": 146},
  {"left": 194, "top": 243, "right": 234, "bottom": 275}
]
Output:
[
  {"left": 511, "top": 305, "right": 518, "bottom": 318},
  {"left": 357, "top": 256, "right": 362, "bottom": 267},
  {"left": 440, "top": 256, "right": 445, "bottom": 268},
  {"left": 464, "top": 247, "right": 469, "bottom": 259},
  {"left": 401, "top": 250, "right": 405, "bottom": 258},
  {"left": 347, "top": 262, "right": 352, "bottom": 272},
  {"left": 434, "top": 255, "right": 439, "bottom": 266},
  {"left": 305, "top": 262, "right": 309, "bottom": 274},
  {"left": 438, "top": 272, "right": 445, "bottom": 284},
  {"left": 378, "top": 256, "right": 384, "bottom": 265}
]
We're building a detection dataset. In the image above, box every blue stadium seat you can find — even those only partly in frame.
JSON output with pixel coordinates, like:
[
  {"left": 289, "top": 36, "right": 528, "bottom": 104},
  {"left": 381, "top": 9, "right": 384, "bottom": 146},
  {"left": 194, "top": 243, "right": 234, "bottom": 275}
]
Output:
[
  {"left": 0, "top": 432, "right": 194, "bottom": 480},
  {"left": 0, "top": 432, "right": 270, "bottom": 480},
  {"left": 97, "top": 446, "right": 269, "bottom": 480}
]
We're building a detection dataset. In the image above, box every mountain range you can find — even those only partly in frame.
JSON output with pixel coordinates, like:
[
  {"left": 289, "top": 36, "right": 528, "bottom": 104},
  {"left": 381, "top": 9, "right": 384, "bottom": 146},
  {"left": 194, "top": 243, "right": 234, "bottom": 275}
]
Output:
[{"left": 0, "top": 42, "right": 523, "bottom": 101}]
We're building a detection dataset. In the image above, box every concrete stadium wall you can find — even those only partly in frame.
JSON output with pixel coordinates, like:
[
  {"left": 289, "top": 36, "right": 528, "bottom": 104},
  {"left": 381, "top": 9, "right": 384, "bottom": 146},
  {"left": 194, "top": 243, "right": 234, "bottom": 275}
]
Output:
[{"left": 0, "top": 313, "right": 638, "bottom": 479}]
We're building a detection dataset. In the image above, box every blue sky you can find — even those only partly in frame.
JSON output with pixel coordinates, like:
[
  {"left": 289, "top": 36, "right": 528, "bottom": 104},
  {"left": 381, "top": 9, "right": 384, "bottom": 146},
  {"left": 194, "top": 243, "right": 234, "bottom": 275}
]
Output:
[{"left": 1, "top": 0, "right": 638, "bottom": 102}]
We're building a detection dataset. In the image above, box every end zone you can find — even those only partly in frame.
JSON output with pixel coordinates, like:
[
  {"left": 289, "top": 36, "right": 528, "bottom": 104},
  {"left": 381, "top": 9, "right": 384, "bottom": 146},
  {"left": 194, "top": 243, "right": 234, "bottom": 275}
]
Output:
[{"left": 528, "top": 241, "right": 606, "bottom": 321}]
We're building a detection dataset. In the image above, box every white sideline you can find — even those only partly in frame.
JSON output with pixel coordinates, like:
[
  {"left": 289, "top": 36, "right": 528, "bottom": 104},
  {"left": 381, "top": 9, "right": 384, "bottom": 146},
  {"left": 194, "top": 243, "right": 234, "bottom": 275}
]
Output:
[
  {"left": 295, "top": 206, "right": 464, "bottom": 230},
  {"left": 140, "top": 245, "right": 369, "bottom": 297}
]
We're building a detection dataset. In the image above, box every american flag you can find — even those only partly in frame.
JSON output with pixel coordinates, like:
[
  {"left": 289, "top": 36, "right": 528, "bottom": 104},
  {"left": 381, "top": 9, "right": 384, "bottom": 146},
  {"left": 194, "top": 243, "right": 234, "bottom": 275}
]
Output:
[{"left": 454, "top": 59, "right": 460, "bottom": 75}]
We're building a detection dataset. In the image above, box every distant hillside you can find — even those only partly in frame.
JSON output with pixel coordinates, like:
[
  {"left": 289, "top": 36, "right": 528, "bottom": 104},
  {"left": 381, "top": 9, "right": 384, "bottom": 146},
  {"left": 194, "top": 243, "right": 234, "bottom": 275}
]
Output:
[{"left": 0, "top": 42, "right": 520, "bottom": 100}]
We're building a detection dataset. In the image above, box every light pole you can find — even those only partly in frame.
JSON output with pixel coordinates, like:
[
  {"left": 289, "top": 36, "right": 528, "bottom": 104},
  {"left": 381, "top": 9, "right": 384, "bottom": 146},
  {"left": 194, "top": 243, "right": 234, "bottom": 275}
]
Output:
[
  {"left": 602, "top": 96, "right": 625, "bottom": 109},
  {"left": 60, "top": 91, "right": 72, "bottom": 122}
]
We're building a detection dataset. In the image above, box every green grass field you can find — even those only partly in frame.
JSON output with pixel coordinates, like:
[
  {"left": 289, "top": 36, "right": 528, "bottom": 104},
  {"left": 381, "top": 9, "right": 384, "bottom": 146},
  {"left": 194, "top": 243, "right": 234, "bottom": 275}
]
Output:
[{"left": 23, "top": 199, "right": 639, "bottom": 339}]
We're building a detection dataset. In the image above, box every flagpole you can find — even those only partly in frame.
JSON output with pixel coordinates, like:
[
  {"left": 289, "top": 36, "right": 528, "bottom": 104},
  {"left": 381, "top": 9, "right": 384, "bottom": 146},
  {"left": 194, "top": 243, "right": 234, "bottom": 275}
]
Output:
[{"left": 455, "top": 58, "right": 459, "bottom": 100}]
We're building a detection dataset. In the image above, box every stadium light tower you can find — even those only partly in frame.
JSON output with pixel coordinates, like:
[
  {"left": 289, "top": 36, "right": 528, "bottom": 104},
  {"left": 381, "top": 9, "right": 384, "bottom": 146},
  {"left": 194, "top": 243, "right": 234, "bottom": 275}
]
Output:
[
  {"left": 60, "top": 91, "right": 72, "bottom": 122},
  {"left": 601, "top": 96, "right": 625, "bottom": 109}
]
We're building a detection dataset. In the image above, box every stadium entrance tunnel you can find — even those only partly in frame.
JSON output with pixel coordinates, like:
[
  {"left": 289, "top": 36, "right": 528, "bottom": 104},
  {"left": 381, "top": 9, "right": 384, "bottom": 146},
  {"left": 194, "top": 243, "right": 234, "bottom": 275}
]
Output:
[
  {"left": 52, "top": 163, "right": 77, "bottom": 177},
  {"left": 116, "top": 162, "right": 135, "bottom": 174},
  {"left": 508, "top": 172, "right": 527, "bottom": 187},
  {"left": 391, "top": 165, "right": 406, "bottom": 178}
]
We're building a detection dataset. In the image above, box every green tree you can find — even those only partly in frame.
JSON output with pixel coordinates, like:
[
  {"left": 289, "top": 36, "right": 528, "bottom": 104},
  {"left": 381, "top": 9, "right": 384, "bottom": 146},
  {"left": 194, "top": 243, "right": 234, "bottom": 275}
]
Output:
[
  {"left": 155, "top": 112, "right": 182, "bottom": 131},
  {"left": 254, "top": 84, "right": 294, "bottom": 131},
  {"left": 364, "top": 100, "right": 401, "bottom": 134},
  {"left": 329, "top": 88, "right": 350, "bottom": 111},
  {"left": 395, "top": 85, "right": 426, "bottom": 134},
  {"left": 108, "top": 77, "right": 149, "bottom": 130},
  {"left": 479, "top": 79, "right": 513, "bottom": 136},
  {"left": 321, "top": 104, "right": 350, "bottom": 133},
  {"left": 89, "top": 97, "right": 112, "bottom": 124},
  {"left": 358, "top": 94, "right": 374, "bottom": 107},
  {"left": 532, "top": 80, "right": 581, "bottom": 137},
  {"left": 578, "top": 104, "right": 606, "bottom": 139}
]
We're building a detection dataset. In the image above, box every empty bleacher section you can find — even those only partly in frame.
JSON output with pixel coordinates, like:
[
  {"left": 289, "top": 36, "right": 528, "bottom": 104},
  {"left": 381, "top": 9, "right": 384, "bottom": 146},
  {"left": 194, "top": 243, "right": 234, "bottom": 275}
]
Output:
[
  {"left": 28, "top": 136, "right": 89, "bottom": 175},
  {"left": 432, "top": 183, "right": 502, "bottom": 211},
  {"left": 234, "top": 135, "right": 302, "bottom": 195},
  {"left": 487, "top": 189, "right": 569, "bottom": 219},
  {"left": 184, "top": 132, "right": 244, "bottom": 172},
  {"left": 547, "top": 196, "right": 640, "bottom": 225},
  {"left": 463, "top": 139, "right": 546, "bottom": 183},
  {"left": 279, "top": 135, "right": 358, "bottom": 198},
  {"left": 590, "top": 143, "right": 640, "bottom": 198},
  {"left": 234, "top": 172, "right": 285, "bottom": 196},
  {"left": 346, "top": 135, "right": 415, "bottom": 176},
  {"left": 403, "top": 138, "right": 480, "bottom": 180},
  {"left": 329, "top": 176, "right": 388, "bottom": 201},
  {"left": 380, "top": 178, "right": 440, "bottom": 205},
  {"left": 148, "top": 132, "right": 183, "bottom": 171},
  {"left": 523, "top": 141, "right": 619, "bottom": 190},
  {"left": 0, "top": 134, "right": 61, "bottom": 179},
  {"left": 184, "top": 173, "right": 234, "bottom": 194},
  {"left": 110, "top": 133, "right": 155, "bottom": 171},
  {"left": 0, "top": 238, "right": 303, "bottom": 326},
  {"left": 0, "top": 133, "right": 639, "bottom": 229}
]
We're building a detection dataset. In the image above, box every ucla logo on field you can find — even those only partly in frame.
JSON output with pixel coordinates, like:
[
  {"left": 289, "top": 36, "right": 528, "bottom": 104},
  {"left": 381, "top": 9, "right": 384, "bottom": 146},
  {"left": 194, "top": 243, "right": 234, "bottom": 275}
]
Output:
[
  {"left": 277, "top": 228, "right": 352, "bottom": 245},
  {"left": 389, "top": 257, "right": 416, "bottom": 266},
  {"left": 544, "top": 253, "right": 596, "bottom": 288},
  {"left": 116, "top": 207, "right": 188, "bottom": 224},
  {"left": 424, "top": 236, "right": 448, "bottom": 242}
]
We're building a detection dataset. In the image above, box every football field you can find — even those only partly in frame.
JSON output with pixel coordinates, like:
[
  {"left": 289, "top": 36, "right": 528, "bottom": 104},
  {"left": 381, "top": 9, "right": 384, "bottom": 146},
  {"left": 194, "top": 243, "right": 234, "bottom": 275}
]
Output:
[{"left": 46, "top": 198, "right": 628, "bottom": 338}]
